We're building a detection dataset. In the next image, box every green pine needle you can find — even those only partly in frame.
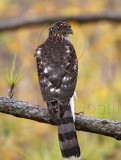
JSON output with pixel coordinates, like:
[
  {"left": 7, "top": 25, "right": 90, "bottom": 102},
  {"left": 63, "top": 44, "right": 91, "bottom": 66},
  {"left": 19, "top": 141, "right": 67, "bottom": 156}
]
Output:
[{"left": 1, "top": 55, "right": 24, "bottom": 98}]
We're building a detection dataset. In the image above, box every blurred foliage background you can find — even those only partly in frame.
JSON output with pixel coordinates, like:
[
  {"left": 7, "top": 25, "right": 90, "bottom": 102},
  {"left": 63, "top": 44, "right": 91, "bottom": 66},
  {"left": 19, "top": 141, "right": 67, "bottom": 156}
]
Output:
[{"left": 0, "top": 0, "right": 121, "bottom": 160}]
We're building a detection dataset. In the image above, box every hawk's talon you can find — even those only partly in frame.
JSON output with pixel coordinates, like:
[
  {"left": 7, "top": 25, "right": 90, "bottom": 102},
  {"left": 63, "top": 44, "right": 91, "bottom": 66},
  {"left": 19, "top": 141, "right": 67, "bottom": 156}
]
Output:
[{"left": 75, "top": 111, "right": 84, "bottom": 115}]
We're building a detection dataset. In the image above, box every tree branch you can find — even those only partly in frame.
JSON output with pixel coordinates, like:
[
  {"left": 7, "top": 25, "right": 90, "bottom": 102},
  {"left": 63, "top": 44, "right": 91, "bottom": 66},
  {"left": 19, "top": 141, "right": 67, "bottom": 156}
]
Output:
[
  {"left": 0, "top": 13, "right": 121, "bottom": 31},
  {"left": 0, "top": 96, "right": 121, "bottom": 140}
]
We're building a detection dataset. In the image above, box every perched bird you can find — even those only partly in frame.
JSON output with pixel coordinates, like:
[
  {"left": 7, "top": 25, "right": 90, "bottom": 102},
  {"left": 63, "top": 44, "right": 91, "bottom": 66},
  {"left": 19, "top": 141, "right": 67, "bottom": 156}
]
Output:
[{"left": 35, "top": 21, "right": 81, "bottom": 160}]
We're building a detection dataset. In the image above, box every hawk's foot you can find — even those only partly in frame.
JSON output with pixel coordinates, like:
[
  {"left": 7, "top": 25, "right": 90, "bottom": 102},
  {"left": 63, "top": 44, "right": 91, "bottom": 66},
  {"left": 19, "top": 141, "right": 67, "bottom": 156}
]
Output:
[{"left": 75, "top": 111, "right": 84, "bottom": 116}]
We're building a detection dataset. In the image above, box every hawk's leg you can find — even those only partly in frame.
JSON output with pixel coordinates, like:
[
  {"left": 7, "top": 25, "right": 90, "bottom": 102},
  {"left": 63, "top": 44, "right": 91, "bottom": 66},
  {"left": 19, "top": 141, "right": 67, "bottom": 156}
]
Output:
[{"left": 47, "top": 101, "right": 59, "bottom": 124}]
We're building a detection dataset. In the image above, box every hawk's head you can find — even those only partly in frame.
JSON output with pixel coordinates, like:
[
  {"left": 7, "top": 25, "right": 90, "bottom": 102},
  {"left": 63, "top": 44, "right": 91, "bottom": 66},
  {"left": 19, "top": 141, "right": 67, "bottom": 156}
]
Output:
[{"left": 49, "top": 21, "right": 73, "bottom": 37}]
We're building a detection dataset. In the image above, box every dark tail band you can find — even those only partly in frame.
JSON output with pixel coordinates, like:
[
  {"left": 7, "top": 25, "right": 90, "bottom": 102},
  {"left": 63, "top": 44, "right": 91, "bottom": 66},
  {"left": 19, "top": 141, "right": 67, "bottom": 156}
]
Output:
[
  {"left": 47, "top": 100, "right": 81, "bottom": 159},
  {"left": 57, "top": 107, "right": 80, "bottom": 159}
]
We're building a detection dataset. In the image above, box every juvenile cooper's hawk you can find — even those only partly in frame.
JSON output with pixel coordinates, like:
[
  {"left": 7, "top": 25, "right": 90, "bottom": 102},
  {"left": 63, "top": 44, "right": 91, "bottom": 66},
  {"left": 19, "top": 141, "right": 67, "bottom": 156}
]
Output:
[{"left": 35, "top": 21, "right": 81, "bottom": 160}]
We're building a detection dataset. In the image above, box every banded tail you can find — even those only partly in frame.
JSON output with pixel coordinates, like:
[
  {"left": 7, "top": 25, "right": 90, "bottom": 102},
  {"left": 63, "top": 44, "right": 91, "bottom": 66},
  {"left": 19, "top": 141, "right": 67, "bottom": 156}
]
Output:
[{"left": 47, "top": 100, "right": 81, "bottom": 160}]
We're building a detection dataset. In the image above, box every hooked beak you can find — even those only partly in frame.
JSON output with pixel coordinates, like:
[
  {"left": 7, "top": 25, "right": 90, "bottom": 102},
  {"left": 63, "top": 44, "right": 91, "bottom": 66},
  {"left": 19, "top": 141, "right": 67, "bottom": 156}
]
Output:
[{"left": 68, "top": 28, "right": 73, "bottom": 34}]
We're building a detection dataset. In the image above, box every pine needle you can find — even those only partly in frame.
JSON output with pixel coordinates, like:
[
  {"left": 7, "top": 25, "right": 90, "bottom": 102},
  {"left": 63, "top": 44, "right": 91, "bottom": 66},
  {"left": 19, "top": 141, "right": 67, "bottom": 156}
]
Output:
[{"left": 1, "top": 55, "right": 24, "bottom": 98}]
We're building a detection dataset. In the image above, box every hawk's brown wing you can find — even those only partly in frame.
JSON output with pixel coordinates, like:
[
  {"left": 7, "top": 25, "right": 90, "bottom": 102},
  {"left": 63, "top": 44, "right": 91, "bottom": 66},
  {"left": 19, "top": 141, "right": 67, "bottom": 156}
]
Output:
[{"left": 35, "top": 39, "right": 78, "bottom": 102}]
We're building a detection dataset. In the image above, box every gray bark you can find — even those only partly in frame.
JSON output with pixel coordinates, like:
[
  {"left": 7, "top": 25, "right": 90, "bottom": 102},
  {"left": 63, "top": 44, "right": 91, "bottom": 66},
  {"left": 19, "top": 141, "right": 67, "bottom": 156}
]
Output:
[{"left": 0, "top": 96, "right": 121, "bottom": 140}]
